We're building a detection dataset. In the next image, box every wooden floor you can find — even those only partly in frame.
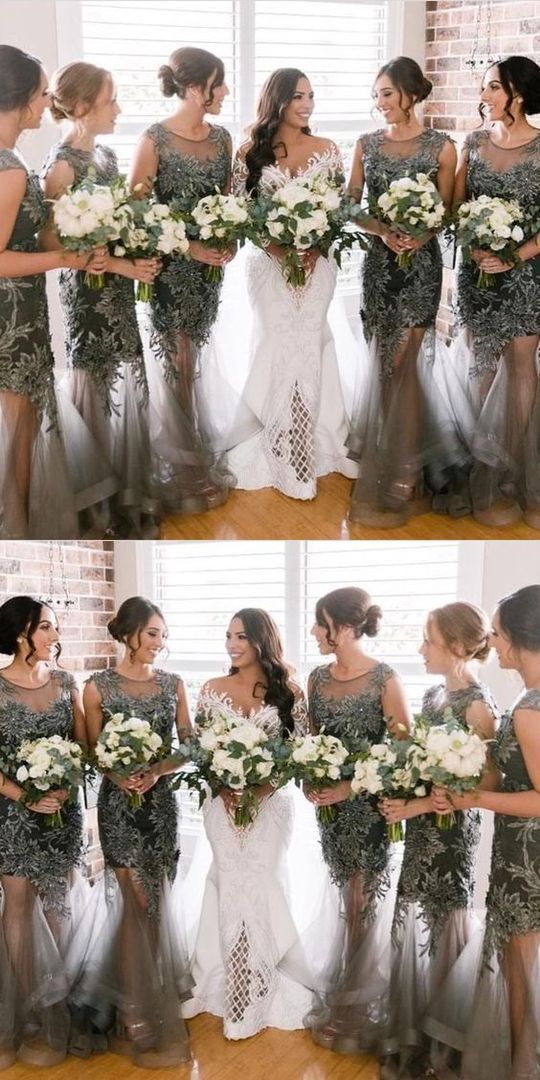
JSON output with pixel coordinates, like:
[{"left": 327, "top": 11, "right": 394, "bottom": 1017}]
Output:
[
  {"left": 8, "top": 1015, "right": 379, "bottom": 1079},
  {"left": 163, "top": 473, "right": 539, "bottom": 540}
]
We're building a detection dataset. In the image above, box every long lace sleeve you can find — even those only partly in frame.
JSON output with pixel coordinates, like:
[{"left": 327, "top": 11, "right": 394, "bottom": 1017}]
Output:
[
  {"left": 232, "top": 143, "right": 250, "bottom": 197},
  {"left": 292, "top": 690, "right": 309, "bottom": 736}
]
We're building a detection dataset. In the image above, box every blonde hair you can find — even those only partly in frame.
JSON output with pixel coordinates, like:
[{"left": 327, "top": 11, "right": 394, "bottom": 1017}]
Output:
[
  {"left": 429, "top": 602, "right": 491, "bottom": 662},
  {"left": 49, "top": 61, "right": 111, "bottom": 122}
]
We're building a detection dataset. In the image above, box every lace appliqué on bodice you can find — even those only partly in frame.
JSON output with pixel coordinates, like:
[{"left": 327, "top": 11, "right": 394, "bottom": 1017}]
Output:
[
  {"left": 91, "top": 668, "right": 181, "bottom": 918},
  {"left": 41, "top": 142, "right": 147, "bottom": 411},
  {"left": 0, "top": 670, "right": 83, "bottom": 912},
  {"left": 457, "top": 130, "right": 540, "bottom": 374},
  {"left": 309, "top": 662, "right": 395, "bottom": 894},
  {"left": 359, "top": 129, "right": 451, "bottom": 378},
  {"left": 0, "top": 149, "right": 57, "bottom": 423},
  {"left": 483, "top": 689, "right": 540, "bottom": 959}
]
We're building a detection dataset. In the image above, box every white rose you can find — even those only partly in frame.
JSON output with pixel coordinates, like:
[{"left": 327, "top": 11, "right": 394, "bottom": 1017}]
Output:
[{"left": 16, "top": 765, "right": 29, "bottom": 782}]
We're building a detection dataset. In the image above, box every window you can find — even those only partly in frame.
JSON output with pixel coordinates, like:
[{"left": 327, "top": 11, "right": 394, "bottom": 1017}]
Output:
[
  {"left": 59, "top": 0, "right": 390, "bottom": 167},
  {"left": 142, "top": 540, "right": 479, "bottom": 713}
]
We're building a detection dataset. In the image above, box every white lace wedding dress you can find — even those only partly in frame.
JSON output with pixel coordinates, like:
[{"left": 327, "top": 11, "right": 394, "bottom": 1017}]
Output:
[
  {"left": 182, "top": 686, "right": 318, "bottom": 1039},
  {"left": 214, "top": 147, "right": 360, "bottom": 500}
]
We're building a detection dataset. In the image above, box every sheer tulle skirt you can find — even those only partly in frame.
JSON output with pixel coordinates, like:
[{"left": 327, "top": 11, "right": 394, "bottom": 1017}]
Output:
[
  {"left": 347, "top": 327, "right": 472, "bottom": 527},
  {"left": 379, "top": 905, "right": 477, "bottom": 1079},
  {"left": 0, "top": 387, "right": 118, "bottom": 539},
  {"left": 139, "top": 311, "right": 235, "bottom": 515},
  {"left": 423, "top": 923, "right": 540, "bottom": 1080},
  {"left": 65, "top": 869, "right": 192, "bottom": 1065},
  {"left": 0, "top": 872, "right": 89, "bottom": 1067},
  {"left": 446, "top": 330, "right": 540, "bottom": 525}
]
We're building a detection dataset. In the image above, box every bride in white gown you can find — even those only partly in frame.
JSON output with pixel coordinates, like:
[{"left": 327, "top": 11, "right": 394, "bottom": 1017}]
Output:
[
  {"left": 182, "top": 608, "right": 323, "bottom": 1039},
  {"left": 215, "top": 68, "right": 360, "bottom": 500}
]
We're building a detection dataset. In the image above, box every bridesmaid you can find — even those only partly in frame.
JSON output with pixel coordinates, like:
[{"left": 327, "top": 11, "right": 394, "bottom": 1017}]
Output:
[
  {"left": 305, "top": 586, "right": 411, "bottom": 1053},
  {"left": 129, "top": 46, "right": 234, "bottom": 510},
  {"left": 0, "top": 596, "right": 85, "bottom": 1067},
  {"left": 347, "top": 56, "right": 458, "bottom": 527},
  {"left": 430, "top": 585, "right": 540, "bottom": 1080},
  {"left": 378, "top": 602, "right": 498, "bottom": 1078},
  {"left": 75, "top": 597, "right": 193, "bottom": 1067},
  {"left": 41, "top": 61, "right": 161, "bottom": 539},
  {"left": 0, "top": 45, "right": 114, "bottom": 539},
  {"left": 452, "top": 56, "right": 540, "bottom": 528}
]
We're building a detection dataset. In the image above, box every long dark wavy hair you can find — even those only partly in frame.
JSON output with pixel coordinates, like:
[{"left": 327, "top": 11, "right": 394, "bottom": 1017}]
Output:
[
  {"left": 245, "top": 67, "right": 311, "bottom": 195},
  {"left": 228, "top": 608, "right": 296, "bottom": 732}
]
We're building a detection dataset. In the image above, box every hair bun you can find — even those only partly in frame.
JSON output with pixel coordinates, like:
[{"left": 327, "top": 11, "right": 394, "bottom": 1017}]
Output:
[
  {"left": 420, "top": 76, "right": 433, "bottom": 102},
  {"left": 363, "top": 604, "right": 382, "bottom": 638},
  {"left": 158, "top": 63, "right": 177, "bottom": 97},
  {"left": 107, "top": 616, "right": 120, "bottom": 641},
  {"left": 472, "top": 638, "right": 491, "bottom": 662},
  {"left": 48, "top": 95, "right": 68, "bottom": 122}
]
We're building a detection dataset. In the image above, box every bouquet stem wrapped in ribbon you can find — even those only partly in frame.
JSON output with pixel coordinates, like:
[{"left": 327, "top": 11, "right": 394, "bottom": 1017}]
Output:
[{"left": 14, "top": 735, "right": 85, "bottom": 827}]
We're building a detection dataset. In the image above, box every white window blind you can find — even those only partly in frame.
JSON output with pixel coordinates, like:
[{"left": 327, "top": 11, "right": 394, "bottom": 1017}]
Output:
[
  {"left": 68, "top": 0, "right": 388, "bottom": 155},
  {"left": 150, "top": 540, "right": 463, "bottom": 713}
]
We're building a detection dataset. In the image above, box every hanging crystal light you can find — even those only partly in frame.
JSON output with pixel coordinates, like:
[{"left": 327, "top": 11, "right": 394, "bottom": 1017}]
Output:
[{"left": 43, "top": 542, "right": 75, "bottom": 610}]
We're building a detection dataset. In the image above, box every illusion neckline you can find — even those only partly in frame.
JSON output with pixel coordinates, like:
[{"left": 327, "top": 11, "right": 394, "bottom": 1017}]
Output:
[{"left": 0, "top": 672, "right": 53, "bottom": 691}]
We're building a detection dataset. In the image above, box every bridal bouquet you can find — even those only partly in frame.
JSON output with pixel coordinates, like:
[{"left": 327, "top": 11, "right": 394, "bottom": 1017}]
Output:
[
  {"left": 456, "top": 194, "right": 525, "bottom": 287},
  {"left": 14, "top": 735, "right": 84, "bottom": 827},
  {"left": 94, "top": 711, "right": 164, "bottom": 808},
  {"left": 413, "top": 710, "right": 488, "bottom": 829},
  {"left": 114, "top": 198, "right": 190, "bottom": 301},
  {"left": 351, "top": 738, "right": 428, "bottom": 842},
  {"left": 53, "top": 171, "right": 130, "bottom": 289},
  {"left": 280, "top": 730, "right": 351, "bottom": 823},
  {"left": 374, "top": 172, "right": 446, "bottom": 268},
  {"left": 176, "top": 708, "right": 284, "bottom": 828},
  {"left": 190, "top": 190, "right": 252, "bottom": 282},
  {"left": 254, "top": 170, "right": 358, "bottom": 287}
]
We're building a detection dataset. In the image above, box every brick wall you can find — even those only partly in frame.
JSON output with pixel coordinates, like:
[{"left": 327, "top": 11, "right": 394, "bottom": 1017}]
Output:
[
  {"left": 0, "top": 540, "right": 116, "bottom": 881},
  {"left": 0, "top": 541, "right": 116, "bottom": 671},
  {"left": 424, "top": 0, "right": 540, "bottom": 337}
]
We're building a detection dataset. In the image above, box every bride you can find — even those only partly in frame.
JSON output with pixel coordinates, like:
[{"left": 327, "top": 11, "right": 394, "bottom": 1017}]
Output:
[
  {"left": 183, "top": 607, "right": 317, "bottom": 1039},
  {"left": 219, "top": 68, "right": 359, "bottom": 500}
]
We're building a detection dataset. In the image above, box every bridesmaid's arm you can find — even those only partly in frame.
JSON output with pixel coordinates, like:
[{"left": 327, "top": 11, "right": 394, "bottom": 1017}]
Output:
[
  {"left": 0, "top": 169, "right": 101, "bottom": 277},
  {"left": 70, "top": 681, "right": 87, "bottom": 745},
  {"left": 381, "top": 674, "right": 412, "bottom": 739},
  {"left": 129, "top": 133, "right": 158, "bottom": 198},
  {"left": 464, "top": 698, "right": 500, "bottom": 792},
  {"left": 347, "top": 138, "right": 409, "bottom": 255},
  {"left": 436, "top": 138, "right": 457, "bottom": 210},
  {"left": 40, "top": 158, "right": 75, "bottom": 251},
  {"left": 146, "top": 678, "right": 194, "bottom": 784},
  {"left": 0, "top": 772, "right": 23, "bottom": 802},
  {"left": 453, "top": 143, "right": 469, "bottom": 208}
]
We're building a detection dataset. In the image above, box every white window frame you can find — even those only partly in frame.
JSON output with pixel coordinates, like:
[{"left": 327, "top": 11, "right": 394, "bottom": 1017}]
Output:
[
  {"left": 128, "top": 539, "right": 484, "bottom": 691},
  {"left": 55, "top": 0, "right": 423, "bottom": 142}
]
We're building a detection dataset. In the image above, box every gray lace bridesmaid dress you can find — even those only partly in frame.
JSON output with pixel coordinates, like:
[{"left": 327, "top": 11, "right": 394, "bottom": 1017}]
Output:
[
  {"left": 455, "top": 131, "right": 540, "bottom": 523},
  {"left": 348, "top": 129, "right": 467, "bottom": 525},
  {"left": 140, "top": 122, "right": 235, "bottom": 511},
  {"left": 0, "top": 149, "right": 116, "bottom": 538},
  {"left": 66, "top": 669, "right": 192, "bottom": 1066},
  {"left": 41, "top": 142, "right": 159, "bottom": 537},
  {"left": 424, "top": 689, "right": 540, "bottom": 1080},
  {"left": 379, "top": 681, "right": 498, "bottom": 1079},
  {"left": 305, "top": 661, "right": 400, "bottom": 1053},
  {"left": 0, "top": 671, "right": 84, "bottom": 1064}
]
